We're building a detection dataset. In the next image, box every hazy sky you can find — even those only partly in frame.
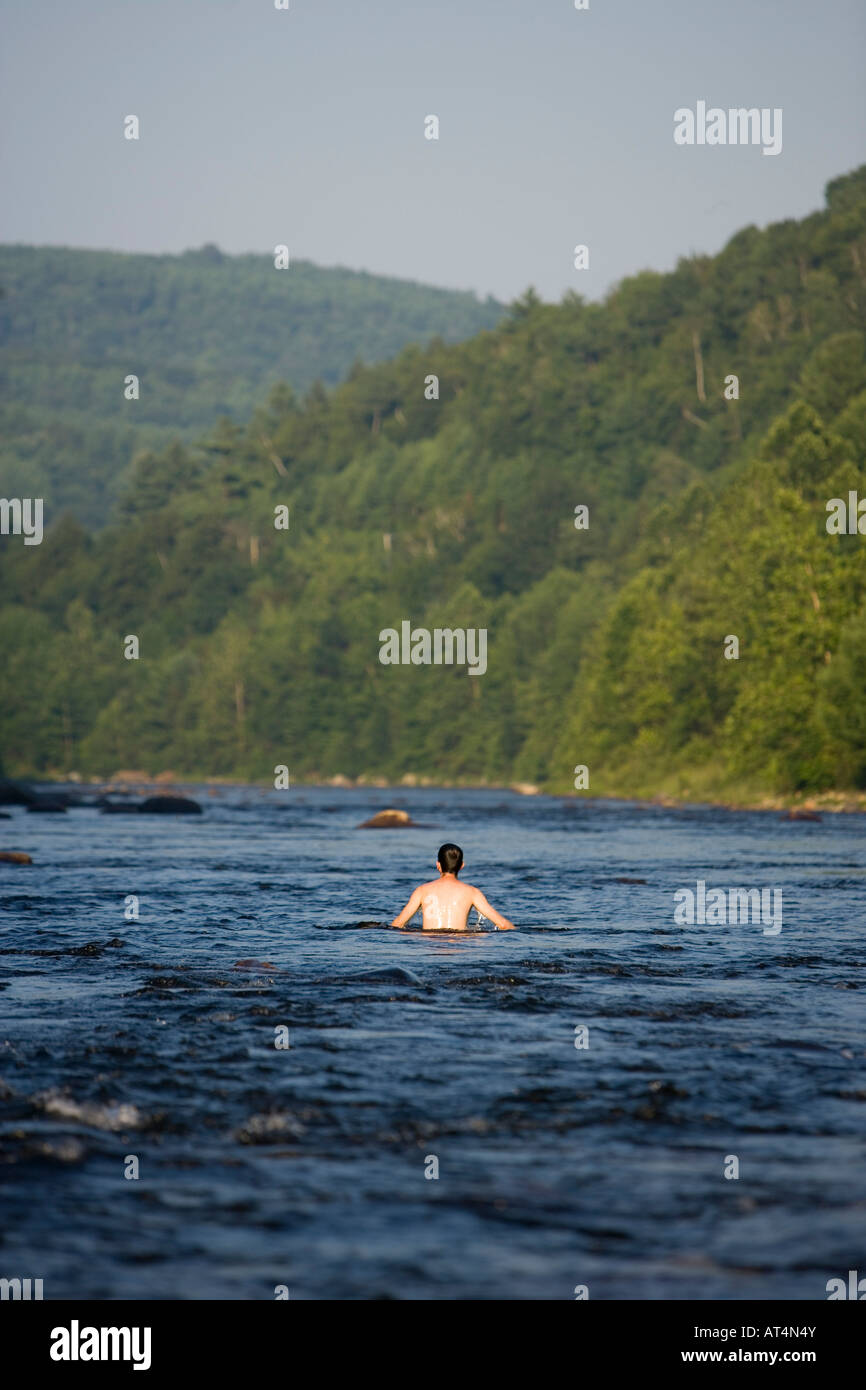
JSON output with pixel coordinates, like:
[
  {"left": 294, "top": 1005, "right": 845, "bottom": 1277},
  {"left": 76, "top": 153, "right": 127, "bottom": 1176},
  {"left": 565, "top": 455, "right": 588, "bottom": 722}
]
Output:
[{"left": 2, "top": 0, "right": 864, "bottom": 303}]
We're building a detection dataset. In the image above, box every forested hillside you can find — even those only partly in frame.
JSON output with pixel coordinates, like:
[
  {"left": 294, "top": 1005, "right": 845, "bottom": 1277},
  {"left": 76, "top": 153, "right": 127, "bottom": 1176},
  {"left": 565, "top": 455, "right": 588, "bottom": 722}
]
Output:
[
  {"left": 0, "top": 244, "right": 504, "bottom": 526},
  {"left": 2, "top": 168, "right": 865, "bottom": 799}
]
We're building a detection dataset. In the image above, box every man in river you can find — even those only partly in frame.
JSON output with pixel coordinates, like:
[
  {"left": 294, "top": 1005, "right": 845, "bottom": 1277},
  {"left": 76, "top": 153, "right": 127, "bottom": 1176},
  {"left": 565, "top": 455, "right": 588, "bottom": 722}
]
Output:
[{"left": 391, "top": 843, "right": 516, "bottom": 931}]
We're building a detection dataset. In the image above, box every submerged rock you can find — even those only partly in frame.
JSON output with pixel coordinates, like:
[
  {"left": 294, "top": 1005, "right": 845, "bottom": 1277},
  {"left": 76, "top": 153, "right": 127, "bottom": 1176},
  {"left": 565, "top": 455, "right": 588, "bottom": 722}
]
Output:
[
  {"left": 100, "top": 792, "right": 200, "bottom": 814},
  {"left": 139, "top": 796, "right": 202, "bottom": 815},
  {"left": 26, "top": 796, "right": 67, "bottom": 813},
  {"left": 0, "top": 850, "right": 33, "bottom": 864},
  {"left": 358, "top": 808, "right": 417, "bottom": 828},
  {"left": 782, "top": 809, "right": 822, "bottom": 822},
  {"left": 347, "top": 965, "right": 424, "bottom": 986}
]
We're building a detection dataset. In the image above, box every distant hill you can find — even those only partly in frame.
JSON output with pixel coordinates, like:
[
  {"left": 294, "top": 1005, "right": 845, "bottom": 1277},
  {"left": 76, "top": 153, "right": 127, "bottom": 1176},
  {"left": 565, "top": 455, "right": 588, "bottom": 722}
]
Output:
[
  {"left": 1, "top": 168, "right": 865, "bottom": 799},
  {"left": 0, "top": 244, "right": 505, "bottom": 526}
]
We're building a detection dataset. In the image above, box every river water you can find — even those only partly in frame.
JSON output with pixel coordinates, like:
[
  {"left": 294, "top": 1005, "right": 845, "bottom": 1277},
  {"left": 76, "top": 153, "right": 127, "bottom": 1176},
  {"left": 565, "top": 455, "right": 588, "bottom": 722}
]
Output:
[{"left": 1, "top": 786, "right": 863, "bottom": 1300}]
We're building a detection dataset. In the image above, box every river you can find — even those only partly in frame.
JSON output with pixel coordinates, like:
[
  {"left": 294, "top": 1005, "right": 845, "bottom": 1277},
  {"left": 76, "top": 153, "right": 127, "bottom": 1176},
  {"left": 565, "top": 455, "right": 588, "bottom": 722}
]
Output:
[{"left": 1, "top": 786, "right": 863, "bottom": 1299}]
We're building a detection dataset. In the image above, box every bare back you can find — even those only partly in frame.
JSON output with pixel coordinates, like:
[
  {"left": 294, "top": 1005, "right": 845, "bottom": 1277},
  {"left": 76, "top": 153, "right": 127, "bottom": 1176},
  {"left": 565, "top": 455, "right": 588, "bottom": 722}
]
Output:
[
  {"left": 418, "top": 876, "right": 478, "bottom": 930},
  {"left": 390, "top": 874, "right": 514, "bottom": 931}
]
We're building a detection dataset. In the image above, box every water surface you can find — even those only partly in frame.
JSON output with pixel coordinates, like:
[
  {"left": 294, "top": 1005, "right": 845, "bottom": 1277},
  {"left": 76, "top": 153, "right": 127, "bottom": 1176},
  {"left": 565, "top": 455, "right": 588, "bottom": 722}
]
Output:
[{"left": 1, "top": 787, "right": 864, "bottom": 1299}]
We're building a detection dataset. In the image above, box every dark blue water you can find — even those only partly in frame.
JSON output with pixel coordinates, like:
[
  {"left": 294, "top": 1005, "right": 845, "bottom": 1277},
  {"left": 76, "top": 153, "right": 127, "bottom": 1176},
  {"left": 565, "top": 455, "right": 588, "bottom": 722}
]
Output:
[{"left": 1, "top": 786, "right": 864, "bottom": 1300}]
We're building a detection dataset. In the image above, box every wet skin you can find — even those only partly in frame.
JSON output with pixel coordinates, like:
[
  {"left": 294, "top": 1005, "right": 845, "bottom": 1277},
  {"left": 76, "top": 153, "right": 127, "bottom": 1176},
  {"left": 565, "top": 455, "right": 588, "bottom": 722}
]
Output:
[{"left": 391, "top": 866, "right": 516, "bottom": 931}]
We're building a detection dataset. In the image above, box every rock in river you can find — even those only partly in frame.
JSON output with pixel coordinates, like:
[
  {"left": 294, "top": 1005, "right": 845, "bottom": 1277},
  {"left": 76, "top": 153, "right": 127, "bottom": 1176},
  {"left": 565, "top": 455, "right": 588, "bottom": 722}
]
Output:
[
  {"left": 0, "top": 778, "right": 36, "bottom": 807},
  {"left": 139, "top": 796, "right": 202, "bottom": 815},
  {"left": 358, "top": 808, "right": 417, "bottom": 829},
  {"left": 347, "top": 965, "right": 425, "bottom": 986}
]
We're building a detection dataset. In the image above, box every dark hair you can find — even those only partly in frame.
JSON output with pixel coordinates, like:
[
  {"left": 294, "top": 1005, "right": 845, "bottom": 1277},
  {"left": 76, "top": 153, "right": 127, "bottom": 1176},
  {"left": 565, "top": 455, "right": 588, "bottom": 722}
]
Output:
[{"left": 438, "top": 843, "right": 463, "bottom": 874}]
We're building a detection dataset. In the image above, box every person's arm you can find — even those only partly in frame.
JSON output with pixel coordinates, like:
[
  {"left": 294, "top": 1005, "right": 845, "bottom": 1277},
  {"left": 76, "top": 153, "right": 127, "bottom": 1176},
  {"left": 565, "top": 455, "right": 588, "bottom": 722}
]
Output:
[
  {"left": 391, "top": 886, "right": 422, "bottom": 929},
  {"left": 472, "top": 888, "right": 516, "bottom": 930}
]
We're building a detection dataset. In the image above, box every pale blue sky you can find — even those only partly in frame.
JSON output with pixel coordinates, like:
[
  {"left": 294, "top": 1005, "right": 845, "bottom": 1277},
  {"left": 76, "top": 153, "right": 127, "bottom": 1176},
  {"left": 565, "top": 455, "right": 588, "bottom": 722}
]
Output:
[{"left": 1, "top": 0, "right": 864, "bottom": 302}]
